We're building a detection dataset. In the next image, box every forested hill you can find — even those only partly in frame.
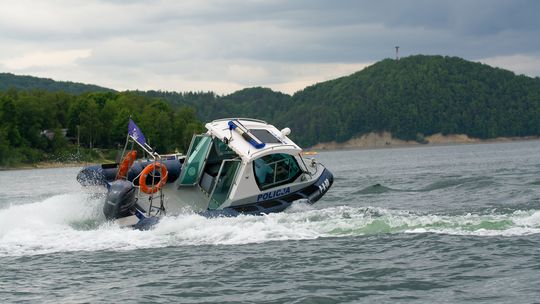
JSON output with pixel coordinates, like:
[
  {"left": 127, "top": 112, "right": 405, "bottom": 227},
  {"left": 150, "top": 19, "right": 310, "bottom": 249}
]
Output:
[
  {"left": 141, "top": 55, "right": 540, "bottom": 147},
  {"left": 281, "top": 55, "right": 540, "bottom": 146},
  {"left": 141, "top": 87, "right": 292, "bottom": 123},
  {"left": 3, "top": 54, "right": 540, "bottom": 163},
  {"left": 0, "top": 72, "right": 114, "bottom": 94}
]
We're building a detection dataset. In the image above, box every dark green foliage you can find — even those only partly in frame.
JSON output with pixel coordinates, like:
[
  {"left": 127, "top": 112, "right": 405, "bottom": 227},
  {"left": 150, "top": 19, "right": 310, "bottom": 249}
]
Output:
[
  {"left": 0, "top": 73, "right": 114, "bottom": 94},
  {"left": 2, "top": 54, "right": 540, "bottom": 166},
  {"left": 281, "top": 55, "right": 540, "bottom": 146},
  {"left": 138, "top": 87, "right": 292, "bottom": 122},
  {"left": 0, "top": 90, "right": 203, "bottom": 166},
  {"left": 141, "top": 55, "right": 540, "bottom": 147}
]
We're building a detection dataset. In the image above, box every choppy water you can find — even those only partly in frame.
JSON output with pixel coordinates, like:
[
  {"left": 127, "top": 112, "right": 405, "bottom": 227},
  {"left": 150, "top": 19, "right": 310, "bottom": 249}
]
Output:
[{"left": 1, "top": 141, "right": 540, "bottom": 303}]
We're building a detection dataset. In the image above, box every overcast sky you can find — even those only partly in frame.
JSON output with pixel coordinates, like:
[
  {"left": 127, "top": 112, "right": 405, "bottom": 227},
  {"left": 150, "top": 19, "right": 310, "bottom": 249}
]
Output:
[{"left": 1, "top": 0, "right": 539, "bottom": 95}]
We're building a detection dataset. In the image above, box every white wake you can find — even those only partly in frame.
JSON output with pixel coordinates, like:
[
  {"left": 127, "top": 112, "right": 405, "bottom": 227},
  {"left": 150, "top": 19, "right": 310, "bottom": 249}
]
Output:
[{"left": 1, "top": 194, "right": 540, "bottom": 257}]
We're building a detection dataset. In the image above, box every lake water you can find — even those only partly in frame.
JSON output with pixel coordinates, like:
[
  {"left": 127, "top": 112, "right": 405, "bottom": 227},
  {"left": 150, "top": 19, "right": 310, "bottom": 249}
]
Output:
[{"left": 1, "top": 141, "right": 540, "bottom": 303}]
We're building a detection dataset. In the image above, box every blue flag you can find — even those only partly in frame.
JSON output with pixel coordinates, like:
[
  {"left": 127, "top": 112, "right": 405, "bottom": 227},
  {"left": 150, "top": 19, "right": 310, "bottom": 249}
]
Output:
[{"left": 128, "top": 118, "right": 147, "bottom": 146}]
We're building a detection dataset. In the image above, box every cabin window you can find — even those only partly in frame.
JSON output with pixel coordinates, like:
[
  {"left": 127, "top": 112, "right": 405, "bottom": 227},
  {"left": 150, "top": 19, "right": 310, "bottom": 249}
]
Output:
[{"left": 253, "top": 153, "right": 301, "bottom": 190}]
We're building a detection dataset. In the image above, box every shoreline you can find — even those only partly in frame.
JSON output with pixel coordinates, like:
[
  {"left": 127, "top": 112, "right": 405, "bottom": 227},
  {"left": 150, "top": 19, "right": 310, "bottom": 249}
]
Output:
[
  {"left": 0, "top": 161, "right": 105, "bottom": 171},
  {"left": 2, "top": 134, "right": 540, "bottom": 170},
  {"left": 308, "top": 132, "right": 540, "bottom": 152}
]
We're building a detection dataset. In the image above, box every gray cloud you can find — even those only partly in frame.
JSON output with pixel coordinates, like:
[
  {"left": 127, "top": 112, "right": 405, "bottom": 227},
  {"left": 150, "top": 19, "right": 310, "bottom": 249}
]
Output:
[{"left": 0, "top": 0, "right": 539, "bottom": 93}]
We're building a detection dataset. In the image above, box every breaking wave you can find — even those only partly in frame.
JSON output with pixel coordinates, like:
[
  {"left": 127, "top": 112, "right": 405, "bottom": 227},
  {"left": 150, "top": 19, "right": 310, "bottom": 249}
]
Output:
[
  {"left": 1, "top": 194, "right": 540, "bottom": 257},
  {"left": 355, "top": 177, "right": 496, "bottom": 195}
]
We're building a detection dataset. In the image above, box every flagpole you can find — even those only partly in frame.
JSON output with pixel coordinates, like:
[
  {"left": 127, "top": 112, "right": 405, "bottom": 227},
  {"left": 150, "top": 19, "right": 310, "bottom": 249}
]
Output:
[
  {"left": 119, "top": 132, "right": 129, "bottom": 163},
  {"left": 127, "top": 117, "right": 160, "bottom": 160},
  {"left": 129, "top": 135, "right": 156, "bottom": 157}
]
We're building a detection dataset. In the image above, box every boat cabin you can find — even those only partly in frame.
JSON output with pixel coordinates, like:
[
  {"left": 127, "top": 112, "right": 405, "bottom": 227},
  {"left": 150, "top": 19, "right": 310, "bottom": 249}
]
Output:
[{"left": 167, "top": 118, "right": 309, "bottom": 212}]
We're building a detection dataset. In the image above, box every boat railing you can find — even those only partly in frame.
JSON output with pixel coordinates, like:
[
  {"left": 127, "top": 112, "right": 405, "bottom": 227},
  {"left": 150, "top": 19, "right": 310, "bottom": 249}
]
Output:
[
  {"left": 210, "top": 117, "right": 268, "bottom": 125},
  {"left": 250, "top": 144, "right": 300, "bottom": 158}
]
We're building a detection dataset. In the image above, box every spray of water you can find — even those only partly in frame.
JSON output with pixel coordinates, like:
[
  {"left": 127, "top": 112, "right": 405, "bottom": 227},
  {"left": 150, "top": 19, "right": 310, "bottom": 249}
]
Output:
[{"left": 1, "top": 194, "right": 539, "bottom": 257}]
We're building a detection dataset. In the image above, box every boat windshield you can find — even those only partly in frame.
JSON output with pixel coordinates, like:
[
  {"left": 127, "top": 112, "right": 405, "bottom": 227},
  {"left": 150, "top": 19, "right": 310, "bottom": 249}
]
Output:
[{"left": 178, "top": 135, "right": 213, "bottom": 186}]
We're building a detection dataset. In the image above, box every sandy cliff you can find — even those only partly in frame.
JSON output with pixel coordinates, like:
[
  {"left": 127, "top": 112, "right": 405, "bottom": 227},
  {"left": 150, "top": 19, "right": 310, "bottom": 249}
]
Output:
[{"left": 310, "top": 132, "right": 539, "bottom": 150}]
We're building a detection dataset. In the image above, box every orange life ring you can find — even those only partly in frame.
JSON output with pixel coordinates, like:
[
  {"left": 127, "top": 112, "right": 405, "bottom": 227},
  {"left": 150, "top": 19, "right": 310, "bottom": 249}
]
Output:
[
  {"left": 139, "top": 162, "right": 168, "bottom": 194},
  {"left": 116, "top": 150, "right": 137, "bottom": 180}
]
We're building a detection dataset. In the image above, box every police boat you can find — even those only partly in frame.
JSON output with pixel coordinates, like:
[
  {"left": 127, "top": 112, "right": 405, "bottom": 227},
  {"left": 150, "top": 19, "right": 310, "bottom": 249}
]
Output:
[{"left": 77, "top": 118, "right": 333, "bottom": 229}]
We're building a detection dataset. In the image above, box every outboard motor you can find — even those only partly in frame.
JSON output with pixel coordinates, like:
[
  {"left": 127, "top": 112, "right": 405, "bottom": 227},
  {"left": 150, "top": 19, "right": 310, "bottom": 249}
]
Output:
[{"left": 103, "top": 180, "right": 138, "bottom": 220}]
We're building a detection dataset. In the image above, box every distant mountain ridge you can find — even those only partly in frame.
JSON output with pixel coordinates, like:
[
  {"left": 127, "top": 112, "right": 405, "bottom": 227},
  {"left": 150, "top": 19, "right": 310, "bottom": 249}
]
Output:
[{"left": 0, "top": 72, "right": 114, "bottom": 94}]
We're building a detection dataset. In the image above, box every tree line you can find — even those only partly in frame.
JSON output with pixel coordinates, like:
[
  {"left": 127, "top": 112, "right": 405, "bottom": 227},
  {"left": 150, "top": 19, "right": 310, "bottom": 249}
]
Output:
[
  {"left": 0, "top": 90, "right": 203, "bottom": 166},
  {"left": 288, "top": 55, "right": 540, "bottom": 146},
  {"left": 3, "top": 54, "right": 540, "bottom": 166},
  {"left": 0, "top": 72, "right": 113, "bottom": 95},
  {"left": 139, "top": 55, "right": 540, "bottom": 147}
]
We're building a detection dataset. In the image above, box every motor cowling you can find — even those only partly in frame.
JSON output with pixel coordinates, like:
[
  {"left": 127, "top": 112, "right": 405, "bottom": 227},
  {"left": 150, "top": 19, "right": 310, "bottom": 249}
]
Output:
[{"left": 103, "top": 180, "right": 137, "bottom": 220}]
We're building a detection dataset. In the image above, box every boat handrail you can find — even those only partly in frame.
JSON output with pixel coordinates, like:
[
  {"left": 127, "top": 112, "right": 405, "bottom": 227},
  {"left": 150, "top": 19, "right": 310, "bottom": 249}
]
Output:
[
  {"left": 249, "top": 144, "right": 300, "bottom": 158},
  {"left": 210, "top": 117, "right": 268, "bottom": 125}
]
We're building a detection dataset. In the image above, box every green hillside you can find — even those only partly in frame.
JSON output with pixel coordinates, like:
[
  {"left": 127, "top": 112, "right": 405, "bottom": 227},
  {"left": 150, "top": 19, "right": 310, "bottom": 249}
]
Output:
[
  {"left": 140, "top": 87, "right": 291, "bottom": 122},
  {"left": 0, "top": 72, "right": 114, "bottom": 94},
  {"left": 0, "top": 90, "right": 202, "bottom": 166},
  {"left": 141, "top": 55, "right": 540, "bottom": 147},
  {"left": 282, "top": 55, "right": 540, "bottom": 146},
  {"left": 2, "top": 54, "right": 540, "bottom": 166}
]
